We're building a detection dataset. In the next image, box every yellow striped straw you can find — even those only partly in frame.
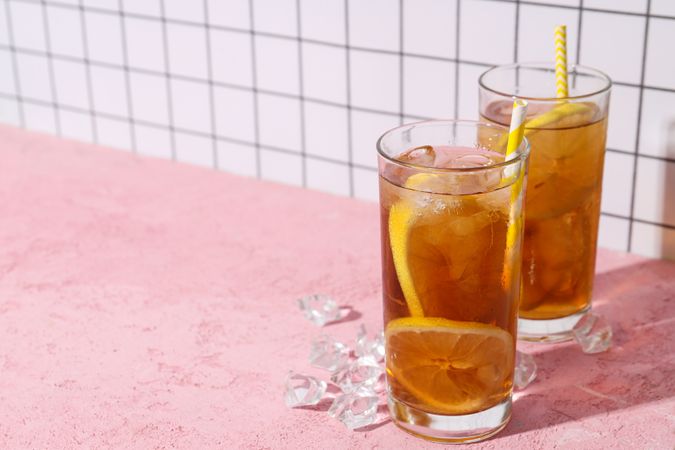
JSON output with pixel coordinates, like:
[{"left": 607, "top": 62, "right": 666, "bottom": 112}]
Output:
[
  {"left": 554, "top": 25, "right": 568, "bottom": 98},
  {"left": 506, "top": 99, "right": 528, "bottom": 159},
  {"left": 503, "top": 98, "right": 529, "bottom": 279}
]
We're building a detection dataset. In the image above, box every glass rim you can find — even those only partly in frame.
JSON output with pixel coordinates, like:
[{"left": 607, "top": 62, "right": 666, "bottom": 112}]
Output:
[
  {"left": 478, "top": 61, "right": 612, "bottom": 102},
  {"left": 376, "top": 119, "right": 530, "bottom": 173}
]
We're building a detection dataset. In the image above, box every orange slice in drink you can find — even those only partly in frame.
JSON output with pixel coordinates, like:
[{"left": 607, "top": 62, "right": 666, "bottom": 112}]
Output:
[{"left": 386, "top": 317, "right": 514, "bottom": 415}]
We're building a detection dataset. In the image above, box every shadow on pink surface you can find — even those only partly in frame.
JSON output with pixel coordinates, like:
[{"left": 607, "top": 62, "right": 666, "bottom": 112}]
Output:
[{"left": 503, "top": 259, "right": 675, "bottom": 436}]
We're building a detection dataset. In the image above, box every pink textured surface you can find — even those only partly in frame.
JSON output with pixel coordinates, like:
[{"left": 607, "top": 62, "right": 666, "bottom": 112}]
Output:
[{"left": 0, "top": 125, "right": 673, "bottom": 449}]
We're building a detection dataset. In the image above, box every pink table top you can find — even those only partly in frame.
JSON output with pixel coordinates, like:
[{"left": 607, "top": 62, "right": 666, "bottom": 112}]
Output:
[{"left": 0, "top": 125, "right": 673, "bottom": 449}]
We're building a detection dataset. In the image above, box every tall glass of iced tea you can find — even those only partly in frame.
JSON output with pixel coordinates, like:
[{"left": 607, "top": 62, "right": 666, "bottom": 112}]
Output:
[
  {"left": 377, "top": 120, "right": 529, "bottom": 443},
  {"left": 479, "top": 63, "right": 611, "bottom": 342}
]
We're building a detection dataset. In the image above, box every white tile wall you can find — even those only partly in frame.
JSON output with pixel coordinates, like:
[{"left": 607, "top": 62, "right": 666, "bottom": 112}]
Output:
[
  {"left": 302, "top": 43, "right": 347, "bottom": 104},
  {"left": 129, "top": 72, "right": 169, "bottom": 124},
  {"left": 403, "top": 56, "right": 454, "bottom": 119},
  {"left": 304, "top": 102, "right": 350, "bottom": 162},
  {"left": 580, "top": 11, "right": 646, "bottom": 84},
  {"left": 170, "top": 78, "right": 211, "bottom": 134},
  {"left": 633, "top": 157, "right": 675, "bottom": 227},
  {"left": 90, "top": 66, "right": 128, "bottom": 116},
  {"left": 350, "top": 50, "right": 399, "bottom": 111},
  {"left": 175, "top": 132, "right": 213, "bottom": 168},
  {"left": 645, "top": 18, "right": 675, "bottom": 90},
  {"left": 456, "top": 64, "right": 485, "bottom": 120},
  {"left": 52, "top": 60, "right": 89, "bottom": 110},
  {"left": 252, "top": 0, "right": 297, "bottom": 36},
  {"left": 584, "top": 0, "right": 648, "bottom": 14},
  {"left": 638, "top": 88, "right": 675, "bottom": 159},
  {"left": 210, "top": 30, "right": 253, "bottom": 87},
  {"left": 213, "top": 87, "right": 255, "bottom": 142},
  {"left": 601, "top": 152, "right": 634, "bottom": 217},
  {"left": 518, "top": 4, "right": 579, "bottom": 64},
  {"left": 631, "top": 222, "right": 675, "bottom": 260},
  {"left": 606, "top": 85, "right": 640, "bottom": 153},
  {"left": 255, "top": 36, "right": 299, "bottom": 95},
  {"left": 46, "top": 5, "right": 84, "bottom": 58},
  {"left": 124, "top": 16, "right": 165, "bottom": 72},
  {"left": 135, "top": 124, "right": 171, "bottom": 159},
  {"left": 163, "top": 0, "right": 203, "bottom": 23},
  {"left": 0, "top": 3, "right": 9, "bottom": 46},
  {"left": 60, "top": 109, "right": 94, "bottom": 142},
  {"left": 23, "top": 103, "right": 57, "bottom": 134},
  {"left": 166, "top": 23, "right": 208, "bottom": 79},
  {"left": 9, "top": 2, "right": 47, "bottom": 52},
  {"left": 299, "top": 0, "right": 345, "bottom": 44},
  {"left": 15, "top": 53, "right": 53, "bottom": 102},
  {"left": 652, "top": 0, "right": 675, "bottom": 17},
  {"left": 0, "top": 98, "right": 21, "bottom": 127},
  {"left": 217, "top": 141, "right": 257, "bottom": 177},
  {"left": 85, "top": 11, "right": 124, "bottom": 65},
  {"left": 0, "top": 49, "right": 16, "bottom": 94},
  {"left": 351, "top": 110, "right": 399, "bottom": 169},
  {"left": 207, "top": 0, "right": 249, "bottom": 29},
  {"left": 459, "top": 0, "right": 515, "bottom": 64},
  {"left": 122, "top": 0, "right": 160, "bottom": 18},
  {"left": 260, "top": 149, "right": 302, "bottom": 186},
  {"left": 306, "top": 159, "right": 350, "bottom": 196},
  {"left": 96, "top": 116, "right": 132, "bottom": 150},
  {"left": 402, "top": 0, "right": 457, "bottom": 59},
  {"left": 2, "top": 0, "right": 675, "bottom": 259},
  {"left": 257, "top": 94, "right": 302, "bottom": 151},
  {"left": 349, "top": 0, "right": 399, "bottom": 52},
  {"left": 598, "top": 215, "right": 630, "bottom": 252}
]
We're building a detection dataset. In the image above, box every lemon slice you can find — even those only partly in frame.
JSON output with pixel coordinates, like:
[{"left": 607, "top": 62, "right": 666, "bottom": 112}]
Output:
[
  {"left": 388, "top": 173, "right": 441, "bottom": 317},
  {"left": 386, "top": 317, "right": 514, "bottom": 415},
  {"left": 524, "top": 102, "right": 592, "bottom": 132}
]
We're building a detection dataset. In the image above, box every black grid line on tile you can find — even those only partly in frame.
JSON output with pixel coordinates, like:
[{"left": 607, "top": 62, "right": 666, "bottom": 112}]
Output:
[
  {"left": 627, "top": 0, "right": 654, "bottom": 252},
  {"left": 158, "top": 0, "right": 176, "bottom": 161},
  {"left": 3, "top": 1, "right": 25, "bottom": 127},
  {"left": 398, "top": 0, "right": 404, "bottom": 126},
  {"left": 296, "top": 0, "right": 307, "bottom": 188},
  {"left": 202, "top": 0, "right": 218, "bottom": 169},
  {"left": 344, "top": 0, "right": 355, "bottom": 197},
  {"left": 77, "top": 0, "right": 98, "bottom": 143},
  {"left": 248, "top": 0, "right": 262, "bottom": 178},
  {"left": 118, "top": 0, "right": 137, "bottom": 152},
  {"left": 39, "top": 0, "right": 61, "bottom": 134},
  {"left": 453, "top": 0, "right": 461, "bottom": 119}
]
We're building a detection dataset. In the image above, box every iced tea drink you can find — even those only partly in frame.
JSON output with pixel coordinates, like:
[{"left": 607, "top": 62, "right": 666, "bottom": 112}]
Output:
[
  {"left": 377, "top": 120, "right": 529, "bottom": 443},
  {"left": 479, "top": 63, "right": 611, "bottom": 341}
]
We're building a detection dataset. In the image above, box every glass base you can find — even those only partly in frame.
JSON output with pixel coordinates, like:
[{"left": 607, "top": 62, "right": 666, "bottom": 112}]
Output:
[
  {"left": 387, "top": 394, "right": 511, "bottom": 444},
  {"left": 518, "top": 306, "right": 589, "bottom": 343}
]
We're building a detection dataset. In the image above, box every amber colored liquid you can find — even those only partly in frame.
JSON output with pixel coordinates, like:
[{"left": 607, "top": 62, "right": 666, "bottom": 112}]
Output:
[
  {"left": 482, "top": 101, "right": 608, "bottom": 320},
  {"left": 379, "top": 147, "right": 522, "bottom": 415}
]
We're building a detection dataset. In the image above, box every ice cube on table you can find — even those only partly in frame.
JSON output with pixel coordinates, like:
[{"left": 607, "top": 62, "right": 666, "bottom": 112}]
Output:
[
  {"left": 355, "top": 324, "right": 385, "bottom": 361},
  {"left": 284, "top": 371, "right": 327, "bottom": 408},
  {"left": 297, "top": 294, "right": 342, "bottom": 327},
  {"left": 514, "top": 350, "right": 537, "bottom": 390},
  {"left": 330, "top": 355, "right": 384, "bottom": 393},
  {"left": 572, "top": 312, "right": 613, "bottom": 354},
  {"left": 309, "top": 334, "right": 350, "bottom": 371},
  {"left": 327, "top": 387, "right": 379, "bottom": 430}
]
